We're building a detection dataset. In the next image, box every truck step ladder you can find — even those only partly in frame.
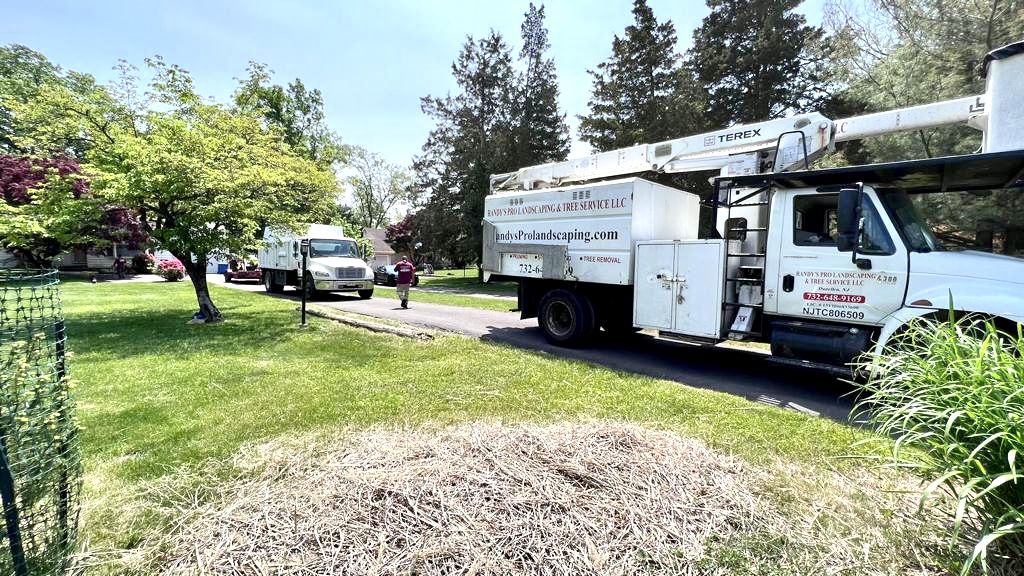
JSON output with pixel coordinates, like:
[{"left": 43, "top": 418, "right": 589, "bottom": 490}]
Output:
[{"left": 715, "top": 132, "right": 809, "bottom": 339}]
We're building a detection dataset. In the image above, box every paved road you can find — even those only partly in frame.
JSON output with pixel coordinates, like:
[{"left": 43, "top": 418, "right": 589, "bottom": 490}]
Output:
[{"left": 214, "top": 276, "right": 858, "bottom": 422}]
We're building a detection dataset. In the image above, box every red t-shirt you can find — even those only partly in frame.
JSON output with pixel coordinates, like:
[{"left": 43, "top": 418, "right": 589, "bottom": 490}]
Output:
[{"left": 395, "top": 261, "right": 416, "bottom": 284}]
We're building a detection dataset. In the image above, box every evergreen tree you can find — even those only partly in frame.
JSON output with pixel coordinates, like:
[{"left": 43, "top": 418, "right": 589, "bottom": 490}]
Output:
[
  {"left": 688, "top": 0, "right": 828, "bottom": 126},
  {"left": 234, "top": 63, "right": 347, "bottom": 167},
  {"left": 578, "top": 0, "right": 703, "bottom": 152},
  {"left": 416, "top": 32, "right": 518, "bottom": 265},
  {"left": 515, "top": 3, "right": 570, "bottom": 166}
]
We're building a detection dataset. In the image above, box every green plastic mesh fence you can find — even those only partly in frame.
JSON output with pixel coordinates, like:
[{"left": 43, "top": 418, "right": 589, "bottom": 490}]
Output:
[{"left": 0, "top": 269, "right": 81, "bottom": 575}]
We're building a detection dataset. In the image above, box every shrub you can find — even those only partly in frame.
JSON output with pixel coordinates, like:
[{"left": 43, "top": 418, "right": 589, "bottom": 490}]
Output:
[
  {"left": 155, "top": 259, "right": 186, "bottom": 282},
  {"left": 854, "top": 316, "right": 1024, "bottom": 574},
  {"left": 131, "top": 253, "right": 156, "bottom": 274}
]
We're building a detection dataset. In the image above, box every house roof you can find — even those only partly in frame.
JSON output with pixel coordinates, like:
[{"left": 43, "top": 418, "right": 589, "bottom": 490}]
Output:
[{"left": 362, "top": 227, "right": 395, "bottom": 255}]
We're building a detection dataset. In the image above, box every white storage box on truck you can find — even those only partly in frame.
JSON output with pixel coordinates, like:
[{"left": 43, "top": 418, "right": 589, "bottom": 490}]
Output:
[
  {"left": 483, "top": 177, "right": 700, "bottom": 285},
  {"left": 482, "top": 178, "right": 701, "bottom": 341},
  {"left": 258, "top": 223, "right": 374, "bottom": 300},
  {"left": 483, "top": 40, "right": 1024, "bottom": 370}
]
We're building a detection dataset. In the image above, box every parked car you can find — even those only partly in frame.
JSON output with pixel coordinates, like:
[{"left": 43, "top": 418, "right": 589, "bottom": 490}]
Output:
[
  {"left": 224, "top": 258, "right": 262, "bottom": 283},
  {"left": 373, "top": 264, "right": 419, "bottom": 287}
]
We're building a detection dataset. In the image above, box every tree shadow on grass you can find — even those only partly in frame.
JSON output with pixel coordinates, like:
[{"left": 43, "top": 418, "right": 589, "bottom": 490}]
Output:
[{"left": 64, "top": 297, "right": 303, "bottom": 360}]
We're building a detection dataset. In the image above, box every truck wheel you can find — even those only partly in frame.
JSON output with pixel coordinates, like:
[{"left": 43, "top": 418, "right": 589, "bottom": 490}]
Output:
[
  {"left": 538, "top": 289, "right": 596, "bottom": 346},
  {"left": 263, "top": 272, "right": 282, "bottom": 293},
  {"left": 224, "top": 274, "right": 232, "bottom": 284},
  {"left": 358, "top": 289, "right": 373, "bottom": 299}
]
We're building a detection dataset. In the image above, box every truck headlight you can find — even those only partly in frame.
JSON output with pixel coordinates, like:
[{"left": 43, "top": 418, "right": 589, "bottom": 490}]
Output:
[{"left": 313, "top": 271, "right": 330, "bottom": 278}]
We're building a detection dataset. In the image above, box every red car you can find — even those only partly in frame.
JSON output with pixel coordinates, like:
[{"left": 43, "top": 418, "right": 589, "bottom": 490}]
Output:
[{"left": 224, "top": 259, "right": 261, "bottom": 283}]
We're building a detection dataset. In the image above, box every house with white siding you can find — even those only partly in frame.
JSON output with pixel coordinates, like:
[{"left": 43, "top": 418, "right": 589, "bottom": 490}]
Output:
[{"left": 362, "top": 228, "right": 395, "bottom": 268}]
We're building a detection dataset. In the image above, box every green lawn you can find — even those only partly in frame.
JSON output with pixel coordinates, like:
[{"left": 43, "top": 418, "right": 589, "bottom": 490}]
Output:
[
  {"left": 373, "top": 283, "right": 515, "bottom": 312},
  {"left": 418, "top": 270, "right": 517, "bottom": 296},
  {"left": 61, "top": 281, "right": 936, "bottom": 572}
]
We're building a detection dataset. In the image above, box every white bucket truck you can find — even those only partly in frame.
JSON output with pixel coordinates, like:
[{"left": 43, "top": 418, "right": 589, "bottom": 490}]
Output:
[
  {"left": 258, "top": 223, "right": 374, "bottom": 300},
  {"left": 483, "top": 41, "right": 1024, "bottom": 370}
]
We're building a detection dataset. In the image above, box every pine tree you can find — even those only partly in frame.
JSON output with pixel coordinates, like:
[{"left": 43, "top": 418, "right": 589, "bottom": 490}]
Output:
[
  {"left": 514, "top": 3, "right": 570, "bottom": 167},
  {"left": 578, "top": 0, "right": 703, "bottom": 152},
  {"left": 688, "top": 0, "right": 828, "bottom": 127},
  {"left": 416, "top": 32, "right": 518, "bottom": 265}
]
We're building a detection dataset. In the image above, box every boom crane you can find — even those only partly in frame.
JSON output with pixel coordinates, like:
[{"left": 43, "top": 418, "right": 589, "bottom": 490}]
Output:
[
  {"left": 481, "top": 41, "right": 1024, "bottom": 368},
  {"left": 491, "top": 95, "right": 986, "bottom": 193},
  {"left": 491, "top": 41, "right": 1024, "bottom": 193}
]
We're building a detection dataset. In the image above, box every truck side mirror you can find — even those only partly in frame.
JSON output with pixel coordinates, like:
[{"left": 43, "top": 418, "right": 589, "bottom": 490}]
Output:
[{"left": 836, "top": 187, "right": 861, "bottom": 252}]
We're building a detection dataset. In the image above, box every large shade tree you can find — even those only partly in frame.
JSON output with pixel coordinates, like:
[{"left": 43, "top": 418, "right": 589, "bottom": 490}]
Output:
[
  {"left": 416, "top": 32, "right": 519, "bottom": 267},
  {"left": 233, "top": 62, "right": 348, "bottom": 168},
  {"left": 688, "top": 0, "right": 829, "bottom": 127},
  {"left": 89, "top": 60, "right": 339, "bottom": 322},
  {"left": 346, "top": 146, "right": 415, "bottom": 229},
  {"left": 9, "top": 54, "right": 339, "bottom": 321}
]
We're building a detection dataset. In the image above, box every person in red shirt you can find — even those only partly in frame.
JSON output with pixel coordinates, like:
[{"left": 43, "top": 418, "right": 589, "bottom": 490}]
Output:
[{"left": 394, "top": 256, "right": 416, "bottom": 309}]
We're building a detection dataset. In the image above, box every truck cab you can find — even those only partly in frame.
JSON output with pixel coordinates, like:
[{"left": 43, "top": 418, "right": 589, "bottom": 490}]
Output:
[
  {"left": 716, "top": 151, "right": 1024, "bottom": 366},
  {"left": 258, "top": 224, "right": 375, "bottom": 300}
]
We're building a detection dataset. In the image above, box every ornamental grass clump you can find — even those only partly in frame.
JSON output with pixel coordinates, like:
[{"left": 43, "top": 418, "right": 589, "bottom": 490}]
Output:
[{"left": 854, "top": 315, "right": 1024, "bottom": 574}]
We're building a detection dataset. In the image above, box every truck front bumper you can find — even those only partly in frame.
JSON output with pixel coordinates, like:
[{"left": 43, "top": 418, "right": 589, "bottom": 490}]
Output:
[{"left": 314, "top": 279, "right": 373, "bottom": 291}]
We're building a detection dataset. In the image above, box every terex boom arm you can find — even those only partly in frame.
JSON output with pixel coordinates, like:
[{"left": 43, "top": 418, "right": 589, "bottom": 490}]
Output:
[
  {"left": 491, "top": 96, "right": 985, "bottom": 193},
  {"left": 491, "top": 40, "right": 1024, "bottom": 193}
]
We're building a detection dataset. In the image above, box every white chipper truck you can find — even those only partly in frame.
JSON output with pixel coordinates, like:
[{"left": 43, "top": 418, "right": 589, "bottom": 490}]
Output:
[
  {"left": 483, "top": 41, "right": 1024, "bottom": 370},
  {"left": 258, "top": 223, "right": 375, "bottom": 300}
]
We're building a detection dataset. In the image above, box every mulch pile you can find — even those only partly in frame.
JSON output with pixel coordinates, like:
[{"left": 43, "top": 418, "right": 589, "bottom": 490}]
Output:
[{"left": 161, "top": 422, "right": 754, "bottom": 575}]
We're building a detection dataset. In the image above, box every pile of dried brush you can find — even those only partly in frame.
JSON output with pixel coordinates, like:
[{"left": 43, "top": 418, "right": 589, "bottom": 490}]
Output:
[{"left": 160, "top": 422, "right": 755, "bottom": 575}]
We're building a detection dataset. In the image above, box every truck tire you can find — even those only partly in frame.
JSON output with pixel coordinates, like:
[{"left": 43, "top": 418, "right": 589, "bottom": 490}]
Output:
[
  {"left": 538, "top": 289, "right": 596, "bottom": 346},
  {"left": 358, "top": 289, "right": 373, "bottom": 299},
  {"left": 263, "top": 271, "right": 283, "bottom": 293}
]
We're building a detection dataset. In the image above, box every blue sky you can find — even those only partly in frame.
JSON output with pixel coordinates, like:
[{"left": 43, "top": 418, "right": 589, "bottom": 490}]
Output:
[{"left": 2, "top": 0, "right": 824, "bottom": 166}]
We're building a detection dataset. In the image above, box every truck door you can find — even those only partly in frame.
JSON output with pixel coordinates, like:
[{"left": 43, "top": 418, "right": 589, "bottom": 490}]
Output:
[{"left": 774, "top": 188, "right": 908, "bottom": 326}]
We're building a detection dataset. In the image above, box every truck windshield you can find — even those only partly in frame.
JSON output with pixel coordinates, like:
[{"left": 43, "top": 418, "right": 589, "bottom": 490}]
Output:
[
  {"left": 878, "top": 191, "right": 943, "bottom": 252},
  {"left": 309, "top": 239, "right": 360, "bottom": 258}
]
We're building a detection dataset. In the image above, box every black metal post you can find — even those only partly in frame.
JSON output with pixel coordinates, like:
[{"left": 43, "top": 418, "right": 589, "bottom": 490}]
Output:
[
  {"left": 300, "top": 251, "right": 307, "bottom": 326},
  {"left": 54, "top": 320, "right": 71, "bottom": 544},
  {"left": 0, "top": 438, "right": 29, "bottom": 576}
]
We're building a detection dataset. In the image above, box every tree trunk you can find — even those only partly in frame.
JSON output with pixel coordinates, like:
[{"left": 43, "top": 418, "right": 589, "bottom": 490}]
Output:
[
  {"left": 176, "top": 254, "right": 223, "bottom": 323},
  {"left": 1005, "top": 227, "right": 1023, "bottom": 255},
  {"left": 976, "top": 229, "right": 994, "bottom": 251}
]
